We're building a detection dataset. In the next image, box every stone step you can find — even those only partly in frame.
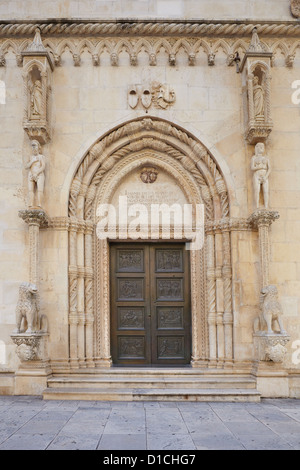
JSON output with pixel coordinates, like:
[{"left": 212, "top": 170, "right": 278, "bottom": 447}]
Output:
[
  {"left": 47, "top": 375, "right": 257, "bottom": 390},
  {"left": 43, "top": 387, "right": 261, "bottom": 402}
]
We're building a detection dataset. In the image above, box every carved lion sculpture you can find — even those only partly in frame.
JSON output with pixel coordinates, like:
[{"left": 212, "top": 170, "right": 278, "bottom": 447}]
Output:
[
  {"left": 15, "top": 282, "right": 39, "bottom": 334},
  {"left": 254, "top": 285, "right": 286, "bottom": 335}
]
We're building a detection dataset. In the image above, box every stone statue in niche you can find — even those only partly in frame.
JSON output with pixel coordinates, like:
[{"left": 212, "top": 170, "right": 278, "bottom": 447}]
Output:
[
  {"left": 25, "top": 140, "right": 46, "bottom": 207},
  {"left": 30, "top": 79, "right": 43, "bottom": 118},
  {"left": 251, "top": 142, "right": 270, "bottom": 208},
  {"left": 253, "top": 75, "right": 265, "bottom": 120}
]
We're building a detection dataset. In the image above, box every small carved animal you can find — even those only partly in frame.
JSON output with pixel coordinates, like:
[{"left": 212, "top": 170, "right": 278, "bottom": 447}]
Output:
[
  {"left": 255, "top": 285, "right": 286, "bottom": 335},
  {"left": 15, "top": 282, "right": 38, "bottom": 333}
]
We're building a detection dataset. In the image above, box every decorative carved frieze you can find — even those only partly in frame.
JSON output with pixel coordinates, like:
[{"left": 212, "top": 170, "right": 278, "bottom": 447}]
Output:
[
  {"left": 1, "top": 34, "right": 299, "bottom": 70},
  {"left": 2, "top": 20, "right": 300, "bottom": 39}
]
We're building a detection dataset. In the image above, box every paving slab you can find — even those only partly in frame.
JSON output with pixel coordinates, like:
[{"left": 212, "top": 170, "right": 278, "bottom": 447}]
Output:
[{"left": 0, "top": 397, "right": 299, "bottom": 450}]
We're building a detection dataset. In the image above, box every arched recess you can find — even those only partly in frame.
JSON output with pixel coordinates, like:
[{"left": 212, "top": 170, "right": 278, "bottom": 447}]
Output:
[{"left": 66, "top": 116, "right": 233, "bottom": 370}]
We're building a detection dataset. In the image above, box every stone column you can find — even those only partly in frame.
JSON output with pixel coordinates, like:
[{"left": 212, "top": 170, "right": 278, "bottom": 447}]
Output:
[
  {"left": 68, "top": 217, "right": 79, "bottom": 368},
  {"left": 85, "top": 221, "right": 95, "bottom": 367},
  {"left": 13, "top": 208, "right": 50, "bottom": 395},
  {"left": 248, "top": 209, "right": 279, "bottom": 289},
  {"left": 221, "top": 222, "right": 233, "bottom": 366},
  {"left": 18, "top": 208, "right": 49, "bottom": 286},
  {"left": 206, "top": 229, "right": 217, "bottom": 366}
]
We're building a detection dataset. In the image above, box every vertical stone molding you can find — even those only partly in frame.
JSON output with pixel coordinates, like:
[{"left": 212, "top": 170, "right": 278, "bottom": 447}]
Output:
[
  {"left": 22, "top": 28, "right": 54, "bottom": 144},
  {"left": 84, "top": 221, "right": 95, "bottom": 367},
  {"left": 220, "top": 220, "right": 233, "bottom": 366},
  {"left": 206, "top": 230, "right": 217, "bottom": 366},
  {"left": 240, "top": 28, "right": 273, "bottom": 144}
]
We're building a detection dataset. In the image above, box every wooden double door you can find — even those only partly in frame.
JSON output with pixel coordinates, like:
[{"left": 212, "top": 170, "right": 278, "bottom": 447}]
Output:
[{"left": 110, "top": 243, "right": 191, "bottom": 366}]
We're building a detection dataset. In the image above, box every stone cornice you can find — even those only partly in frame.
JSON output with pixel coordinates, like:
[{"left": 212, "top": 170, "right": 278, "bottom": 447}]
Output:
[{"left": 1, "top": 19, "right": 300, "bottom": 38}]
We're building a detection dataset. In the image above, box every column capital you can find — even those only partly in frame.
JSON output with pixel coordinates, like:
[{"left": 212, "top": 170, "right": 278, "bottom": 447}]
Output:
[
  {"left": 19, "top": 208, "right": 49, "bottom": 228},
  {"left": 248, "top": 209, "right": 279, "bottom": 229}
]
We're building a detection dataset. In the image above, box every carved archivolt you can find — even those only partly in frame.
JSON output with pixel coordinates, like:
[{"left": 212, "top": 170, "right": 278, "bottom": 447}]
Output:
[{"left": 63, "top": 117, "right": 236, "bottom": 370}]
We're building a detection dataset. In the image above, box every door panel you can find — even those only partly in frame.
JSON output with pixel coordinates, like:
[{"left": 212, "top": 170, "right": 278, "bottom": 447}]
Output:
[{"left": 110, "top": 243, "right": 191, "bottom": 366}]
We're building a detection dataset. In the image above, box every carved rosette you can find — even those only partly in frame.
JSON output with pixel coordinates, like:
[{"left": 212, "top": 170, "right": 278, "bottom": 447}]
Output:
[
  {"left": 22, "top": 28, "right": 53, "bottom": 144},
  {"left": 254, "top": 333, "right": 290, "bottom": 363}
]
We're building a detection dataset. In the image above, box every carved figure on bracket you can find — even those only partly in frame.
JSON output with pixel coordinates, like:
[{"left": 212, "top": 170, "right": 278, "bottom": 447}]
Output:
[
  {"left": 254, "top": 285, "right": 286, "bottom": 335},
  {"left": 14, "top": 282, "right": 38, "bottom": 334},
  {"left": 25, "top": 140, "right": 46, "bottom": 208},
  {"left": 251, "top": 142, "right": 270, "bottom": 209}
]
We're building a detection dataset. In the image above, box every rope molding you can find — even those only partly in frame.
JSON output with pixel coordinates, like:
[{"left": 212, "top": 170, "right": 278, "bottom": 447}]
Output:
[{"left": 1, "top": 20, "right": 300, "bottom": 38}]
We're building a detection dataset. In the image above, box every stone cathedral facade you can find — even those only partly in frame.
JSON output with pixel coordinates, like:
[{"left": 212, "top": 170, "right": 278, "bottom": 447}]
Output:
[{"left": 0, "top": 0, "right": 300, "bottom": 400}]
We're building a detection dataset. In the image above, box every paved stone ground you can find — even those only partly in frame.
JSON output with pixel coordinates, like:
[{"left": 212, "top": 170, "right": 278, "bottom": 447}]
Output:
[{"left": 0, "top": 396, "right": 299, "bottom": 450}]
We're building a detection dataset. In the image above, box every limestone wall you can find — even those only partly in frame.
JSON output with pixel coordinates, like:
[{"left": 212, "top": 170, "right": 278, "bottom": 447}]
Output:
[
  {"left": 0, "top": 1, "right": 299, "bottom": 396},
  {"left": 0, "top": 0, "right": 294, "bottom": 21}
]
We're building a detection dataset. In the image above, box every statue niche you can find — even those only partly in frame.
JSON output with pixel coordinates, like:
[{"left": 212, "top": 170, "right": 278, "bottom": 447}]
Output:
[
  {"left": 240, "top": 28, "right": 273, "bottom": 144},
  {"left": 22, "top": 28, "right": 53, "bottom": 144}
]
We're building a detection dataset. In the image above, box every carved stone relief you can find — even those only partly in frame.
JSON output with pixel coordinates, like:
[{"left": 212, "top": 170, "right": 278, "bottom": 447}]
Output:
[
  {"left": 25, "top": 140, "right": 46, "bottom": 208},
  {"left": 140, "top": 167, "right": 158, "bottom": 184},
  {"left": 128, "top": 83, "right": 176, "bottom": 110},
  {"left": 291, "top": 0, "right": 300, "bottom": 17},
  {"left": 251, "top": 142, "right": 271, "bottom": 209}
]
